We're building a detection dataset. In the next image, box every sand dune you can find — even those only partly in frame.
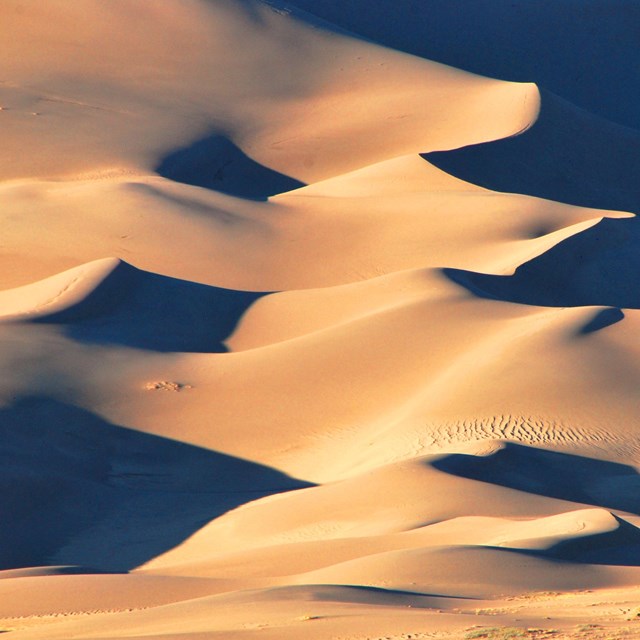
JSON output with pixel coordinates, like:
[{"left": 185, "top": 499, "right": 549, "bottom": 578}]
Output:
[
  {"left": 0, "top": 258, "right": 122, "bottom": 321},
  {"left": 427, "top": 89, "right": 640, "bottom": 213},
  {"left": 2, "top": 2, "right": 640, "bottom": 639},
  {"left": 286, "top": 0, "right": 640, "bottom": 130},
  {"left": 0, "top": 0, "right": 539, "bottom": 184},
  {"left": 0, "top": 160, "right": 630, "bottom": 293}
]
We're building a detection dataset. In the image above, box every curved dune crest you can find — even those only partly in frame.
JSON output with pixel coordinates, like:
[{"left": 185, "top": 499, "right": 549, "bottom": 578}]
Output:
[
  {"left": 0, "top": 0, "right": 540, "bottom": 187},
  {"left": 426, "top": 89, "right": 640, "bottom": 213},
  {"left": 140, "top": 447, "right": 639, "bottom": 578},
  {"left": 297, "top": 545, "right": 637, "bottom": 598},
  {"left": 0, "top": 258, "right": 122, "bottom": 321},
  {"left": 1, "top": 2, "right": 640, "bottom": 640}
]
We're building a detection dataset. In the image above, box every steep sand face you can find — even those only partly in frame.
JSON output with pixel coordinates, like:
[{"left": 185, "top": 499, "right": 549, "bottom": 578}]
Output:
[{"left": 1, "top": 2, "right": 640, "bottom": 640}]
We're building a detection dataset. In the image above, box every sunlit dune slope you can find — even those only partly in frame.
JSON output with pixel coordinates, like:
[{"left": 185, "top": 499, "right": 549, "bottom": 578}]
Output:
[
  {"left": 0, "top": 0, "right": 537, "bottom": 184},
  {"left": 1, "top": 1, "right": 640, "bottom": 639}
]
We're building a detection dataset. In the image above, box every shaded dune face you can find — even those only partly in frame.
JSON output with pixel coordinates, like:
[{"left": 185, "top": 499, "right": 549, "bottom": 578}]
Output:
[
  {"left": 432, "top": 443, "right": 640, "bottom": 515},
  {"left": 430, "top": 445, "right": 640, "bottom": 566},
  {"left": 156, "top": 134, "right": 305, "bottom": 200},
  {"left": 2, "top": 2, "right": 640, "bottom": 639},
  {"left": 425, "top": 89, "right": 640, "bottom": 214},
  {"left": 443, "top": 216, "right": 640, "bottom": 309},
  {"left": 0, "top": 396, "right": 312, "bottom": 572},
  {"left": 26, "top": 260, "right": 271, "bottom": 353}
]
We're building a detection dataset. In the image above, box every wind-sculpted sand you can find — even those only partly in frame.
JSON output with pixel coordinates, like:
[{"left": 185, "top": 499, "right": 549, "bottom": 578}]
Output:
[{"left": 1, "top": 1, "right": 639, "bottom": 638}]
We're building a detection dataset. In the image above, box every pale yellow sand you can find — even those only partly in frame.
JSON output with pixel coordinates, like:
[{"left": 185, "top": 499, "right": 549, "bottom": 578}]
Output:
[{"left": 0, "top": 2, "right": 638, "bottom": 639}]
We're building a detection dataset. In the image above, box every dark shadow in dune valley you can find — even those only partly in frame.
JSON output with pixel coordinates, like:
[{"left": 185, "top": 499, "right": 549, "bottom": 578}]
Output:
[
  {"left": 31, "top": 261, "right": 271, "bottom": 353},
  {"left": 443, "top": 216, "right": 640, "bottom": 310},
  {"left": 0, "top": 397, "right": 314, "bottom": 572},
  {"left": 156, "top": 134, "right": 305, "bottom": 200},
  {"left": 433, "top": 442, "right": 640, "bottom": 515}
]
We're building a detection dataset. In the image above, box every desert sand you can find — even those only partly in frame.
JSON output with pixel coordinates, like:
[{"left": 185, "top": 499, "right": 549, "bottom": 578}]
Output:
[{"left": 0, "top": 1, "right": 639, "bottom": 639}]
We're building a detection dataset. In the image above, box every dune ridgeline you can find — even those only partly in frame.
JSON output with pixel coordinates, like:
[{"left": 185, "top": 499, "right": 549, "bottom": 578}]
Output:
[{"left": 1, "top": 1, "right": 639, "bottom": 638}]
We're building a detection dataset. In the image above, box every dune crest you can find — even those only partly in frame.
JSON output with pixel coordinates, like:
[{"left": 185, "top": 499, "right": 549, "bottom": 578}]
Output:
[
  {"left": 0, "top": 258, "right": 121, "bottom": 321},
  {"left": 1, "top": 2, "right": 639, "bottom": 639}
]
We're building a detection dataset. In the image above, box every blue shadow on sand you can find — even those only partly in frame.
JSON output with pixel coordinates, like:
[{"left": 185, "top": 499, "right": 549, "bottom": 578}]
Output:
[
  {"left": 433, "top": 443, "right": 640, "bottom": 565},
  {"left": 443, "top": 216, "right": 640, "bottom": 312},
  {"left": 156, "top": 134, "right": 305, "bottom": 200},
  {"left": 31, "top": 261, "right": 271, "bottom": 353},
  {"left": 0, "top": 397, "right": 314, "bottom": 572},
  {"left": 425, "top": 89, "right": 640, "bottom": 215}
]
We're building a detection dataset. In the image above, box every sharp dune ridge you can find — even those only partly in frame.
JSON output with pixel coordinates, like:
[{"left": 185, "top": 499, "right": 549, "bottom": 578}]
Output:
[{"left": 1, "top": 1, "right": 640, "bottom": 639}]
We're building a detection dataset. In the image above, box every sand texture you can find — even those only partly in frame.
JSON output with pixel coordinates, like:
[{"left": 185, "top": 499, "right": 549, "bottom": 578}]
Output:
[{"left": 1, "top": 1, "right": 639, "bottom": 638}]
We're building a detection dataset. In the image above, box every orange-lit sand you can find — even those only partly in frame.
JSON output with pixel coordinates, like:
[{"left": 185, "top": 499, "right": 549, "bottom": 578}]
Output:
[{"left": 1, "top": 2, "right": 639, "bottom": 639}]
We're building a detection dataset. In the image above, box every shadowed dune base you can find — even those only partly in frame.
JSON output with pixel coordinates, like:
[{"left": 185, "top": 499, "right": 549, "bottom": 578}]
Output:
[
  {"left": 156, "top": 134, "right": 306, "bottom": 199},
  {"left": 139, "top": 443, "right": 640, "bottom": 585},
  {"left": 0, "top": 396, "right": 312, "bottom": 572},
  {"left": 431, "top": 444, "right": 640, "bottom": 565},
  {"left": 425, "top": 90, "right": 640, "bottom": 213},
  {"left": 548, "top": 516, "right": 640, "bottom": 565},
  {"left": 24, "top": 259, "right": 271, "bottom": 353},
  {"left": 2, "top": 1, "right": 640, "bottom": 638},
  {"left": 433, "top": 443, "right": 640, "bottom": 516},
  {"left": 443, "top": 216, "right": 640, "bottom": 308}
]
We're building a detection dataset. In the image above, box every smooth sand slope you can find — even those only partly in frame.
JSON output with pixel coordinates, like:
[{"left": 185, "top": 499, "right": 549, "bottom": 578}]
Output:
[
  {"left": 285, "top": 0, "right": 640, "bottom": 131},
  {"left": 1, "top": 1, "right": 639, "bottom": 639}
]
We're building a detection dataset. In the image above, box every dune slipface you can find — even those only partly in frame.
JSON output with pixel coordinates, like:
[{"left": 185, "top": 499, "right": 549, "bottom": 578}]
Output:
[{"left": 1, "top": 2, "right": 639, "bottom": 639}]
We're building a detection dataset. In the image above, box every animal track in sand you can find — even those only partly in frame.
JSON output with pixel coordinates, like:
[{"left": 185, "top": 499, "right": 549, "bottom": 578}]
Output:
[{"left": 143, "top": 381, "right": 192, "bottom": 392}]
